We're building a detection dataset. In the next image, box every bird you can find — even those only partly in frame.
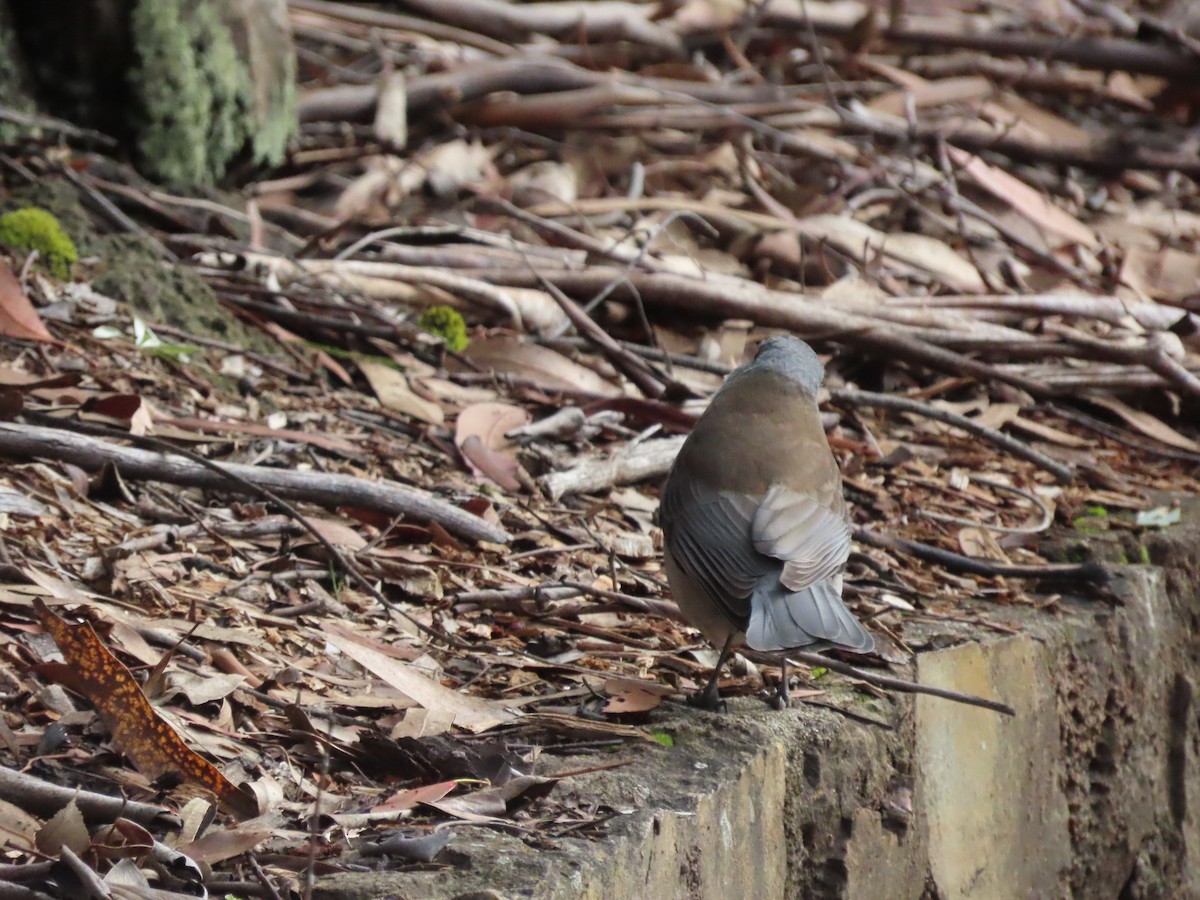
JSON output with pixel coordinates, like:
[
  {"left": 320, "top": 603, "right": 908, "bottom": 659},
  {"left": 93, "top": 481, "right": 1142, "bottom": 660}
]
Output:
[{"left": 659, "top": 334, "right": 874, "bottom": 710}]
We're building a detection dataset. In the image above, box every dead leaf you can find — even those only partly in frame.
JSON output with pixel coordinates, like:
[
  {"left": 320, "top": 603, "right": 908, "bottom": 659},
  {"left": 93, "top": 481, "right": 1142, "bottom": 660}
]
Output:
[
  {"left": 948, "top": 147, "right": 1097, "bottom": 249},
  {"left": 1120, "top": 245, "right": 1200, "bottom": 301},
  {"left": 455, "top": 402, "right": 530, "bottom": 491},
  {"left": 359, "top": 359, "right": 445, "bottom": 424},
  {"left": 326, "top": 633, "right": 516, "bottom": 733},
  {"left": 81, "top": 394, "right": 156, "bottom": 436},
  {"left": 458, "top": 337, "right": 620, "bottom": 396},
  {"left": 177, "top": 821, "right": 274, "bottom": 864},
  {"left": 957, "top": 527, "right": 1011, "bottom": 562},
  {"left": 1088, "top": 395, "right": 1200, "bottom": 452},
  {"left": 0, "top": 262, "right": 55, "bottom": 343},
  {"left": 868, "top": 76, "right": 993, "bottom": 116},
  {"left": 603, "top": 677, "right": 673, "bottom": 714},
  {"left": 374, "top": 780, "right": 457, "bottom": 813},
  {"left": 425, "top": 775, "right": 556, "bottom": 821},
  {"left": 32, "top": 599, "right": 258, "bottom": 818},
  {"left": 296, "top": 516, "right": 368, "bottom": 551},
  {"left": 36, "top": 800, "right": 89, "bottom": 856}
]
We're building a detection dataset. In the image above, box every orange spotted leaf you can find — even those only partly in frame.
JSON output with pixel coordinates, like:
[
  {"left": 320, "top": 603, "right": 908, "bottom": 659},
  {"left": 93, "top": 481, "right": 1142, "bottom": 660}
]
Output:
[{"left": 32, "top": 599, "right": 257, "bottom": 818}]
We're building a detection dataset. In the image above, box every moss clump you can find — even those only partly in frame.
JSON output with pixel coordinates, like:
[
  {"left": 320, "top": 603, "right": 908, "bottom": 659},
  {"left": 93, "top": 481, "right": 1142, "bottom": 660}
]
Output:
[
  {"left": 418, "top": 306, "right": 469, "bottom": 352},
  {"left": 128, "top": 0, "right": 296, "bottom": 186},
  {"left": 0, "top": 207, "right": 79, "bottom": 279}
]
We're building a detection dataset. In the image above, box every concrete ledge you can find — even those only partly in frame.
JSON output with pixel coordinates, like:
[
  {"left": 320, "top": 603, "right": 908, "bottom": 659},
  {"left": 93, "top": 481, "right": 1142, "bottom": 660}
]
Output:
[{"left": 314, "top": 525, "right": 1200, "bottom": 899}]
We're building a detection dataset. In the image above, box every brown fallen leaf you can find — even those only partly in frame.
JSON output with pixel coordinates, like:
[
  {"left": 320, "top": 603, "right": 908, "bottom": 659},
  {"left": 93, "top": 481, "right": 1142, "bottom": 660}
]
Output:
[
  {"left": 425, "top": 775, "right": 556, "bottom": 822},
  {"left": 374, "top": 779, "right": 457, "bottom": 813},
  {"left": 177, "top": 820, "right": 274, "bottom": 865},
  {"left": 0, "top": 262, "right": 56, "bottom": 343},
  {"left": 1088, "top": 395, "right": 1200, "bottom": 453},
  {"left": 948, "top": 147, "right": 1097, "bottom": 249},
  {"left": 603, "top": 677, "right": 673, "bottom": 714},
  {"left": 455, "top": 402, "right": 530, "bottom": 491},
  {"left": 81, "top": 393, "right": 156, "bottom": 436},
  {"left": 325, "top": 632, "right": 516, "bottom": 733},
  {"left": 31, "top": 598, "right": 258, "bottom": 819},
  {"left": 359, "top": 359, "right": 445, "bottom": 425},
  {"left": 458, "top": 337, "right": 619, "bottom": 395}
]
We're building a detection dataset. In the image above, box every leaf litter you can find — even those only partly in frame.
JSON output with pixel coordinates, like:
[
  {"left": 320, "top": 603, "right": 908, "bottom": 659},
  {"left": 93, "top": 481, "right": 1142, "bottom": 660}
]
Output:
[{"left": 1, "top": 0, "right": 1200, "bottom": 894}]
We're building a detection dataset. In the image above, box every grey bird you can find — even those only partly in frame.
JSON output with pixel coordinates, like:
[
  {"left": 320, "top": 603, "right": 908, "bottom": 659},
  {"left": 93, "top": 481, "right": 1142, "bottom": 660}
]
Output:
[{"left": 659, "top": 335, "right": 874, "bottom": 709}]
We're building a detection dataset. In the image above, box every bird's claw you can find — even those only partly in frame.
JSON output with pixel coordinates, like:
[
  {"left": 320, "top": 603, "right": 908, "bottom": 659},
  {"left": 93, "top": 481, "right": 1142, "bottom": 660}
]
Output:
[{"left": 687, "top": 686, "right": 725, "bottom": 712}]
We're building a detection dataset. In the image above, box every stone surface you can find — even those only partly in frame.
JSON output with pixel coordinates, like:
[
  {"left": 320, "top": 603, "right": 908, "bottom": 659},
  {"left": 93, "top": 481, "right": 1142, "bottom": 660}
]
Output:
[
  {"left": 314, "top": 525, "right": 1200, "bottom": 899},
  {"left": 917, "top": 636, "right": 1072, "bottom": 899}
]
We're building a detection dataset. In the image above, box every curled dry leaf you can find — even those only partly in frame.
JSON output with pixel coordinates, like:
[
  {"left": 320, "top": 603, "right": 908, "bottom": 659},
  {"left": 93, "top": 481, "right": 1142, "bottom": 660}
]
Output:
[
  {"left": 455, "top": 402, "right": 530, "bottom": 492},
  {"left": 81, "top": 393, "right": 155, "bottom": 436}
]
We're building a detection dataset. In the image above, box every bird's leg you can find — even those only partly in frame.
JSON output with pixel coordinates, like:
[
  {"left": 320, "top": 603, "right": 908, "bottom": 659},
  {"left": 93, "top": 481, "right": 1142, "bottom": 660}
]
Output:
[
  {"left": 772, "top": 657, "right": 790, "bottom": 710},
  {"left": 689, "top": 635, "right": 736, "bottom": 711}
]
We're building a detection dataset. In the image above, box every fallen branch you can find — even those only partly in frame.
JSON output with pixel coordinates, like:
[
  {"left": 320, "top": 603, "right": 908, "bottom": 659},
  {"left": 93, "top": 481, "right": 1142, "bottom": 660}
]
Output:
[
  {"left": 541, "top": 434, "right": 685, "bottom": 499},
  {"left": 854, "top": 527, "right": 1110, "bottom": 586},
  {"left": 0, "top": 422, "right": 508, "bottom": 544}
]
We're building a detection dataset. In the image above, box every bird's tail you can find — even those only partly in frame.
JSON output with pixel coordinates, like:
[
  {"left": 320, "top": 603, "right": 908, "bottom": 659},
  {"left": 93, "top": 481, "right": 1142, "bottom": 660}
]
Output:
[{"left": 745, "top": 576, "right": 874, "bottom": 654}]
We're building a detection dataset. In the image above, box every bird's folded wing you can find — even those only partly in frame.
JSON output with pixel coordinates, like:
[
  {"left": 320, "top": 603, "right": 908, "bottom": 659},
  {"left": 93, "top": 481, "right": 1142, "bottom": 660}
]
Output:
[
  {"left": 661, "top": 475, "right": 765, "bottom": 621},
  {"left": 750, "top": 483, "right": 851, "bottom": 591}
]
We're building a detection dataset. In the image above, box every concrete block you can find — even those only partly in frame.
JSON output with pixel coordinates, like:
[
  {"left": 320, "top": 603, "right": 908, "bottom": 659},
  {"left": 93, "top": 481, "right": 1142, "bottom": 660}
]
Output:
[{"left": 917, "top": 636, "right": 1071, "bottom": 899}]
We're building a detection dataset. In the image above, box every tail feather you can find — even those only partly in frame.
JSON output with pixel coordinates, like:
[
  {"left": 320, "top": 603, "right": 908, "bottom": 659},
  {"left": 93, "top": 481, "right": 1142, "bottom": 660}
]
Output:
[{"left": 746, "top": 576, "right": 873, "bottom": 654}]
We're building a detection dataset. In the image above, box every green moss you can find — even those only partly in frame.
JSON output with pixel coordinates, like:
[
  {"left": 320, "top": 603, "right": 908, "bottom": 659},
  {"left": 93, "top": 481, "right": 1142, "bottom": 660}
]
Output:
[
  {"left": 129, "top": 2, "right": 205, "bottom": 186},
  {"left": 128, "top": 0, "right": 287, "bottom": 187},
  {"left": 0, "top": 207, "right": 78, "bottom": 279},
  {"left": 418, "top": 306, "right": 469, "bottom": 352}
]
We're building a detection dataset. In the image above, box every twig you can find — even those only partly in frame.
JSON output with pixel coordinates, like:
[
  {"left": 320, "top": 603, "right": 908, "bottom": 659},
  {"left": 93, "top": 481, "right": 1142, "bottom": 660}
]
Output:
[
  {"left": 541, "top": 435, "right": 685, "bottom": 499},
  {"left": 854, "top": 527, "right": 1110, "bottom": 585},
  {"left": 783, "top": 650, "right": 1016, "bottom": 715},
  {"left": 516, "top": 247, "right": 670, "bottom": 398},
  {"left": 0, "top": 106, "right": 118, "bottom": 148},
  {"left": 1044, "top": 403, "right": 1200, "bottom": 464}
]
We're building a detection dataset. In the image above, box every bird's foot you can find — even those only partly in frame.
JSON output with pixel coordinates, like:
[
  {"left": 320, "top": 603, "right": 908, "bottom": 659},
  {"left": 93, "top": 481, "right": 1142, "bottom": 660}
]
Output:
[
  {"left": 770, "top": 684, "right": 790, "bottom": 711},
  {"left": 687, "top": 683, "right": 725, "bottom": 712},
  {"left": 767, "top": 659, "right": 791, "bottom": 710}
]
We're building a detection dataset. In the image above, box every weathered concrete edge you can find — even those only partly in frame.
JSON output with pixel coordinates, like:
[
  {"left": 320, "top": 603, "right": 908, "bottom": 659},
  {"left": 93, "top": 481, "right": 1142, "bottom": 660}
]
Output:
[{"left": 314, "top": 523, "right": 1200, "bottom": 899}]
